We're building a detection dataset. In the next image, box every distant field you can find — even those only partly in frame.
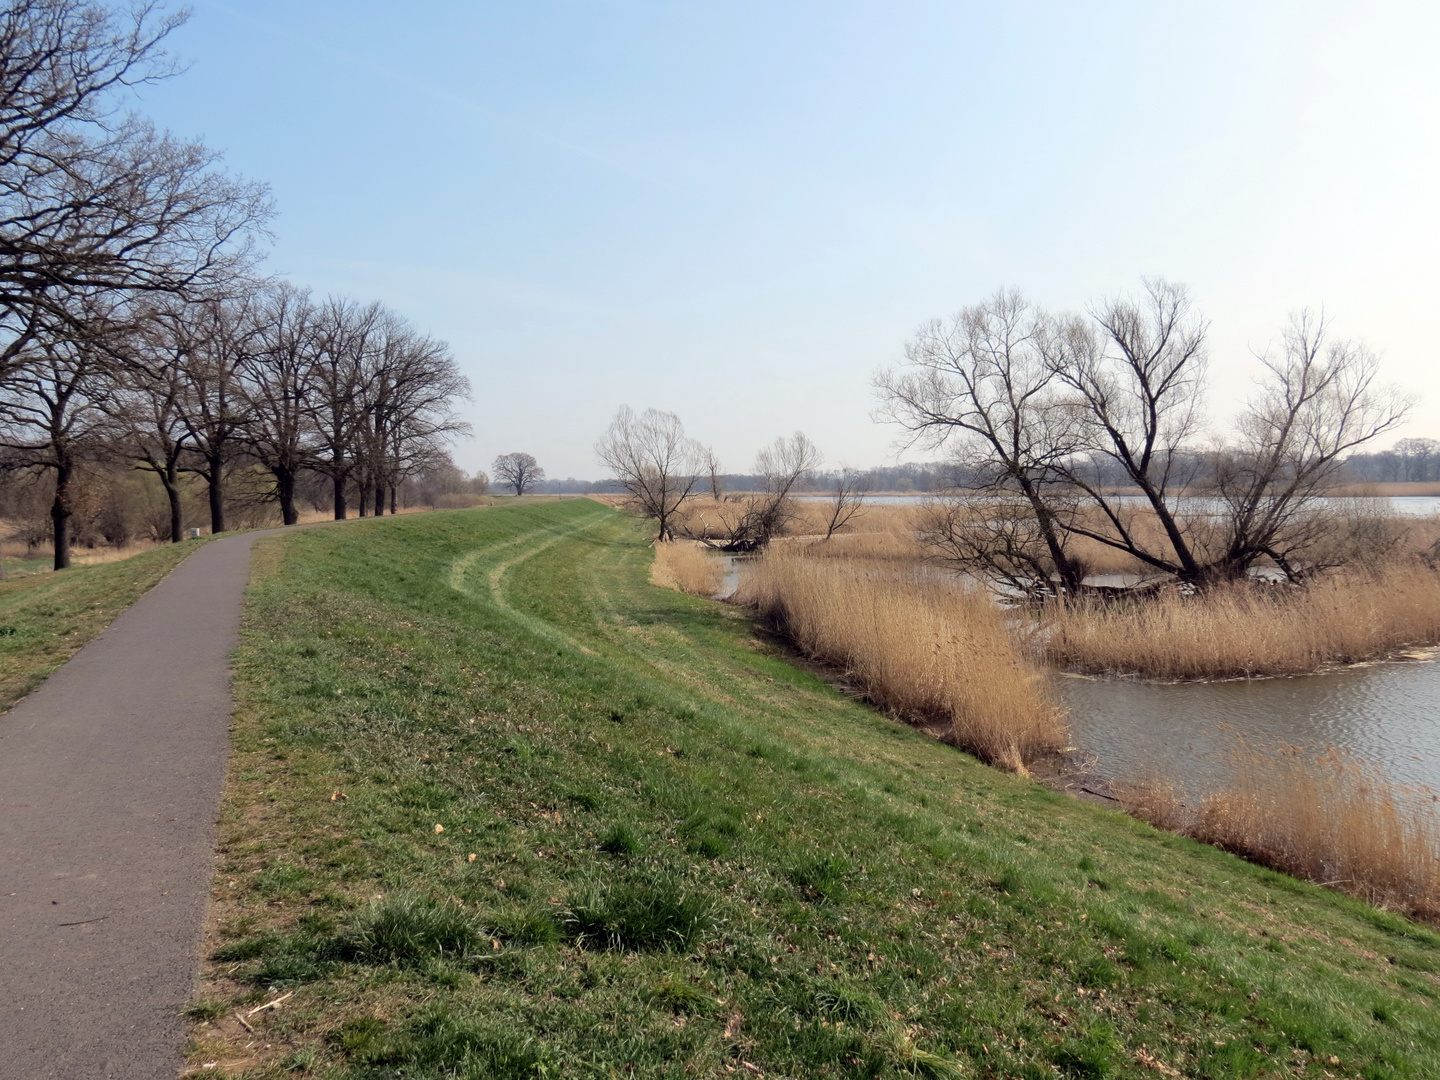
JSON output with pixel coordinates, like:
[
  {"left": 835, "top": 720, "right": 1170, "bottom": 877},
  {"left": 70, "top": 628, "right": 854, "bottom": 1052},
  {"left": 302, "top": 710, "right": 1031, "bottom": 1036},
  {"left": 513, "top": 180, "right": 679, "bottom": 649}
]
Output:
[{"left": 188, "top": 501, "right": 1440, "bottom": 1079}]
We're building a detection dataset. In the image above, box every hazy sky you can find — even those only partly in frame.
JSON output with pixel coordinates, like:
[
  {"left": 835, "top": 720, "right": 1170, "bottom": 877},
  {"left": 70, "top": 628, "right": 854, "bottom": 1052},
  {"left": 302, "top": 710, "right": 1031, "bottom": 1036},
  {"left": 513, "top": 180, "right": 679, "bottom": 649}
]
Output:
[{"left": 136, "top": 1, "right": 1440, "bottom": 479}]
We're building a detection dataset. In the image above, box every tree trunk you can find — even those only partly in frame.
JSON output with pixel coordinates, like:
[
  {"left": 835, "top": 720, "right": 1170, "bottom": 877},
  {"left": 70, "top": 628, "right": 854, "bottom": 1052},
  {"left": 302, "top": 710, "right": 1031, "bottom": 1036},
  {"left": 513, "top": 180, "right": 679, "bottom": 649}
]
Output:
[
  {"left": 333, "top": 473, "right": 347, "bottom": 520},
  {"left": 276, "top": 467, "right": 298, "bottom": 526},
  {"left": 162, "top": 467, "right": 183, "bottom": 543},
  {"left": 357, "top": 481, "right": 369, "bottom": 517},
  {"left": 374, "top": 482, "right": 386, "bottom": 516},
  {"left": 207, "top": 452, "right": 226, "bottom": 534},
  {"left": 389, "top": 485, "right": 398, "bottom": 514},
  {"left": 51, "top": 461, "right": 72, "bottom": 570}
]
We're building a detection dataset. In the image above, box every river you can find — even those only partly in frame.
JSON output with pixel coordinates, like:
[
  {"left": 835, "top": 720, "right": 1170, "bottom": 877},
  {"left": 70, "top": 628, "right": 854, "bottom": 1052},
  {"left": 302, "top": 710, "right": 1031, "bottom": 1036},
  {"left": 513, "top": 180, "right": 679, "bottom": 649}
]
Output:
[
  {"left": 1056, "top": 657, "right": 1440, "bottom": 800},
  {"left": 797, "top": 493, "right": 1440, "bottom": 518}
]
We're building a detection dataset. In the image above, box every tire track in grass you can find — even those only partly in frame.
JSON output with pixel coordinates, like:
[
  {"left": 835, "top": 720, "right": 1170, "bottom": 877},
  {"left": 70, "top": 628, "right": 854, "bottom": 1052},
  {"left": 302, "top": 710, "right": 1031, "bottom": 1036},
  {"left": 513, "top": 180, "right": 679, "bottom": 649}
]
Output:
[{"left": 446, "top": 512, "right": 608, "bottom": 657}]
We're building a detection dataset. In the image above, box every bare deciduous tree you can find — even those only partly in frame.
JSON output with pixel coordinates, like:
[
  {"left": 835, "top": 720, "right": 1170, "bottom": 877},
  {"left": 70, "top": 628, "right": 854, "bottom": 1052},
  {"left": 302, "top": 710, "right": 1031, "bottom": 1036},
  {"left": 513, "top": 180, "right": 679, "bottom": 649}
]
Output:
[
  {"left": 822, "top": 467, "right": 867, "bottom": 540},
  {"left": 110, "top": 312, "right": 192, "bottom": 542},
  {"left": 879, "top": 280, "right": 1409, "bottom": 593},
  {"left": 722, "top": 432, "right": 821, "bottom": 549},
  {"left": 0, "top": 307, "right": 113, "bottom": 567},
  {"left": 877, "top": 289, "right": 1086, "bottom": 593},
  {"left": 306, "top": 297, "right": 382, "bottom": 519},
  {"left": 492, "top": 451, "right": 543, "bottom": 496},
  {"left": 170, "top": 296, "right": 256, "bottom": 534},
  {"left": 0, "top": 2, "right": 270, "bottom": 378},
  {"left": 240, "top": 283, "right": 312, "bottom": 525},
  {"left": 595, "top": 406, "right": 699, "bottom": 540},
  {"left": 702, "top": 444, "right": 724, "bottom": 501},
  {"left": 1207, "top": 311, "right": 1411, "bottom": 581}
]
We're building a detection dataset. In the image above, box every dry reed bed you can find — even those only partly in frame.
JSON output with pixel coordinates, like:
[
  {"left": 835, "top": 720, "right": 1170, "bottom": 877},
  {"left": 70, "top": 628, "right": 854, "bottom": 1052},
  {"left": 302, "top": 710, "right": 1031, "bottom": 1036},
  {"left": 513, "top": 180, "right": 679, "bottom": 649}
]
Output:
[
  {"left": 1041, "top": 563, "right": 1440, "bottom": 680},
  {"left": 1127, "top": 747, "right": 1440, "bottom": 922},
  {"left": 737, "top": 546, "right": 1064, "bottom": 770},
  {"left": 650, "top": 540, "right": 724, "bottom": 596}
]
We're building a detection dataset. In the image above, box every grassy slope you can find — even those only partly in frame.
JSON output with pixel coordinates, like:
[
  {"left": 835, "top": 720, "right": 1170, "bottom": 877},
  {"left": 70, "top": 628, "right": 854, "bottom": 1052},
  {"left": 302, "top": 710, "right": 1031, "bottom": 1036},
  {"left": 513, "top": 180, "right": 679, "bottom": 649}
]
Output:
[
  {"left": 192, "top": 501, "right": 1440, "bottom": 1079},
  {"left": 0, "top": 540, "right": 205, "bottom": 712}
]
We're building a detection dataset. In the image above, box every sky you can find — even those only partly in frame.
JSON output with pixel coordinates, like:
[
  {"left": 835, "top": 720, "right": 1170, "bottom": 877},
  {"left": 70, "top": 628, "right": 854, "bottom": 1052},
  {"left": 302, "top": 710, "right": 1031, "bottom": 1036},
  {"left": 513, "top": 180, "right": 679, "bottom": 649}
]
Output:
[{"left": 134, "top": 1, "right": 1440, "bottom": 479}]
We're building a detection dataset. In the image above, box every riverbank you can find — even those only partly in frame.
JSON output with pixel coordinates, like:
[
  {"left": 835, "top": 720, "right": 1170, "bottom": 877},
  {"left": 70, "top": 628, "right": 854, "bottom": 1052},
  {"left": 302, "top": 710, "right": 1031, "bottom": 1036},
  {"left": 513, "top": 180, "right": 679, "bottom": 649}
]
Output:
[{"left": 188, "top": 501, "right": 1440, "bottom": 1077}]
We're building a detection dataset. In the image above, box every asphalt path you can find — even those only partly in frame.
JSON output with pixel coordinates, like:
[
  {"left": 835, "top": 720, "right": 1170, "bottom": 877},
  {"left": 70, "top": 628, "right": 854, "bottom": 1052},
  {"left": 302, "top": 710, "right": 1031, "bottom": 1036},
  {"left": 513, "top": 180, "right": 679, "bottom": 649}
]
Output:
[{"left": 0, "top": 530, "right": 272, "bottom": 1079}]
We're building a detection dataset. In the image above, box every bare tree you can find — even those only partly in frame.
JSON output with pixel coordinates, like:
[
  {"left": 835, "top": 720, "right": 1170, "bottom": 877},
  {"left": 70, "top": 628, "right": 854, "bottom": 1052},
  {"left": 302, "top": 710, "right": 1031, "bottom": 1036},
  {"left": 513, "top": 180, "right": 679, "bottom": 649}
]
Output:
[
  {"left": 169, "top": 296, "right": 255, "bottom": 534},
  {"left": 365, "top": 318, "right": 469, "bottom": 514},
  {"left": 1393, "top": 437, "right": 1440, "bottom": 483},
  {"left": 1206, "top": 311, "right": 1411, "bottom": 581},
  {"left": 0, "top": 311, "right": 113, "bottom": 567},
  {"left": 822, "top": 466, "right": 867, "bottom": 540},
  {"left": 0, "top": 2, "right": 270, "bottom": 380},
  {"left": 1047, "top": 278, "right": 1212, "bottom": 581},
  {"left": 721, "top": 432, "right": 822, "bottom": 549},
  {"left": 701, "top": 445, "right": 724, "bottom": 501},
  {"left": 239, "top": 283, "right": 311, "bottom": 525},
  {"left": 493, "top": 451, "right": 543, "bottom": 496},
  {"left": 109, "top": 313, "right": 192, "bottom": 542},
  {"left": 880, "top": 281, "right": 1407, "bottom": 593},
  {"left": 305, "top": 297, "right": 381, "bottom": 519},
  {"left": 595, "top": 406, "right": 700, "bottom": 540},
  {"left": 877, "top": 289, "right": 1087, "bottom": 593}
]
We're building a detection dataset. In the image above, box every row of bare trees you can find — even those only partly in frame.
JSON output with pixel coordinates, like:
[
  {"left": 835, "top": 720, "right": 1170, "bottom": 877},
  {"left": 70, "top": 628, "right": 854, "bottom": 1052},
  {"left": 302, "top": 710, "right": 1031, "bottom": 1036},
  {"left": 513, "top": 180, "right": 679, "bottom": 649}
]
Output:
[
  {"left": 595, "top": 406, "right": 856, "bottom": 548},
  {"left": 0, "top": 284, "right": 471, "bottom": 567},
  {"left": 877, "top": 280, "right": 1410, "bottom": 595},
  {"left": 0, "top": 2, "right": 470, "bottom": 569}
]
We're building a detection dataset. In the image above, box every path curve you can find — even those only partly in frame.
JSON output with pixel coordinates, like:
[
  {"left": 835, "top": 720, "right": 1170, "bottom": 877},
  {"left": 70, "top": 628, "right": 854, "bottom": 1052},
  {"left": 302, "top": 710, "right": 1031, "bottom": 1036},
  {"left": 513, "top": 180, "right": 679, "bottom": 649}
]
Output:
[{"left": 0, "top": 530, "right": 274, "bottom": 1079}]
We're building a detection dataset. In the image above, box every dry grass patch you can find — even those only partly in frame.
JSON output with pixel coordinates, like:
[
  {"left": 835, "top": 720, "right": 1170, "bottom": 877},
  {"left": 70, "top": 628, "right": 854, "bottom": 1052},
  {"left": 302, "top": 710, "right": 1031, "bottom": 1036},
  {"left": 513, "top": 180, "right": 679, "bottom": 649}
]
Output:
[
  {"left": 738, "top": 546, "right": 1064, "bottom": 769},
  {"left": 1127, "top": 746, "right": 1440, "bottom": 923},
  {"left": 1041, "top": 563, "right": 1440, "bottom": 679},
  {"left": 650, "top": 540, "right": 723, "bottom": 596}
]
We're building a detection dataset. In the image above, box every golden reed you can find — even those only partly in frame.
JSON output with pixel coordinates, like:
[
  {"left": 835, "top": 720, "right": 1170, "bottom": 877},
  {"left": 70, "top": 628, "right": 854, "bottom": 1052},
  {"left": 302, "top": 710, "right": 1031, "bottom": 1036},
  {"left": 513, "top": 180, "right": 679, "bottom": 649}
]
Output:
[
  {"left": 1041, "top": 564, "right": 1440, "bottom": 680},
  {"left": 1126, "top": 745, "right": 1440, "bottom": 922},
  {"left": 650, "top": 540, "right": 725, "bottom": 597},
  {"left": 737, "top": 546, "right": 1065, "bottom": 770}
]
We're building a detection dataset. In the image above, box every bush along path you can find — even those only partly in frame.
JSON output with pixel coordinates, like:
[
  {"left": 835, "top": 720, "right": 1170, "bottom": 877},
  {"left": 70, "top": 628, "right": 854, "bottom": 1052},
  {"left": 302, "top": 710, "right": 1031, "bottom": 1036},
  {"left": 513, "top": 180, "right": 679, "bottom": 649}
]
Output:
[{"left": 192, "top": 500, "right": 1440, "bottom": 1078}]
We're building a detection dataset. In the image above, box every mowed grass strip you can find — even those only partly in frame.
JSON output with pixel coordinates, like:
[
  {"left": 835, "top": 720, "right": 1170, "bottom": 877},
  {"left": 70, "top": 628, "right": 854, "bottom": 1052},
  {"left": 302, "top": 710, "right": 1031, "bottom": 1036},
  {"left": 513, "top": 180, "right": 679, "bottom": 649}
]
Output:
[
  {"left": 191, "top": 500, "right": 1440, "bottom": 1079},
  {"left": 0, "top": 540, "right": 205, "bottom": 713}
]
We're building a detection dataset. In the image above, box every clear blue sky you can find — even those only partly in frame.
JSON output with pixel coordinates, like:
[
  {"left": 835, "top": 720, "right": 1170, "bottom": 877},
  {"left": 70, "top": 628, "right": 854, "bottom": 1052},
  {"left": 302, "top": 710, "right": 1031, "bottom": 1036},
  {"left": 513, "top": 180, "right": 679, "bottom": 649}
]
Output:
[{"left": 135, "top": 1, "right": 1440, "bottom": 479}]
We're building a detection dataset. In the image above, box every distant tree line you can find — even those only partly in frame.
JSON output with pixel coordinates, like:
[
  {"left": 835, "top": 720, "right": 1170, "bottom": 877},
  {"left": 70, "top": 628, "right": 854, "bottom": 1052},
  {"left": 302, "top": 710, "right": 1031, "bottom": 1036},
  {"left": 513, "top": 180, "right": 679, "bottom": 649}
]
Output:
[
  {"left": 0, "top": 2, "right": 472, "bottom": 569},
  {"left": 1343, "top": 439, "right": 1440, "bottom": 484}
]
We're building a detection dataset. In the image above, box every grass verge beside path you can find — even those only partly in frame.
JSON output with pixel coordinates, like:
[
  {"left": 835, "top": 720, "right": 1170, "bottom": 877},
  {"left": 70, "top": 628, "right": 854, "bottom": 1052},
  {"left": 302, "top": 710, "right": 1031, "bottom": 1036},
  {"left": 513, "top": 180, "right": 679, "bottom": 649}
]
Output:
[
  {"left": 192, "top": 501, "right": 1440, "bottom": 1079},
  {"left": 0, "top": 539, "right": 207, "bottom": 713}
]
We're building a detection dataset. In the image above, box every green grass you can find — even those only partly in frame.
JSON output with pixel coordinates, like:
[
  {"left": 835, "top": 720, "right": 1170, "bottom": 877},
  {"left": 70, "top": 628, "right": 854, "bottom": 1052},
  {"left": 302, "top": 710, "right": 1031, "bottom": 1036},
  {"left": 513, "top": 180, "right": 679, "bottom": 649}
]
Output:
[
  {"left": 0, "top": 540, "right": 206, "bottom": 712},
  {"left": 193, "top": 501, "right": 1440, "bottom": 1078}
]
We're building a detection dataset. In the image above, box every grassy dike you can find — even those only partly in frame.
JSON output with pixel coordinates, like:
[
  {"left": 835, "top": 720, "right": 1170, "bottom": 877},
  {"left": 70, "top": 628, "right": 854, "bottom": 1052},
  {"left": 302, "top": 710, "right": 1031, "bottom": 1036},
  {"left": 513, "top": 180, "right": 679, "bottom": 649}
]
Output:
[
  {"left": 189, "top": 500, "right": 1440, "bottom": 1079},
  {"left": 0, "top": 540, "right": 206, "bottom": 712}
]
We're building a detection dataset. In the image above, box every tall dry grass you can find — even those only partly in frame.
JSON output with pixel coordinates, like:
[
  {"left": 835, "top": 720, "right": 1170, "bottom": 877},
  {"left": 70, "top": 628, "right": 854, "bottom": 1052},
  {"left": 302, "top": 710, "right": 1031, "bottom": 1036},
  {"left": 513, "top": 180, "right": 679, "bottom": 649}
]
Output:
[
  {"left": 1127, "top": 747, "right": 1440, "bottom": 921},
  {"left": 738, "top": 546, "right": 1065, "bottom": 770},
  {"left": 1041, "top": 563, "right": 1440, "bottom": 679},
  {"left": 650, "top": 541, "right": 724, "bottom": 596}
]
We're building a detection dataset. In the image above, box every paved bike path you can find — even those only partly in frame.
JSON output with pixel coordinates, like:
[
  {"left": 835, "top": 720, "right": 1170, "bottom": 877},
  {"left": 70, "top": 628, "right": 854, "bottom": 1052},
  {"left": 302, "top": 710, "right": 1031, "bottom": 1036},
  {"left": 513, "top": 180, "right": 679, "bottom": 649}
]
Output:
[{"left": 0, "top": 531, "right": 271, "bottom": 1079}]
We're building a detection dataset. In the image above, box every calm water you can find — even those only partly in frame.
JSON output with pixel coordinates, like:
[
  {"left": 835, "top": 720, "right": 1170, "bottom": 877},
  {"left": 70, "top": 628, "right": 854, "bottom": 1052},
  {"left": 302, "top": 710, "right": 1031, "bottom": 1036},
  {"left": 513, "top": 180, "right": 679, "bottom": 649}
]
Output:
[
  {"left": 1056, "top": 659, "right": 1440, "bottom": 798},
  {"left": 797, "top": 493, "right": 1440, "bottom": 517}
]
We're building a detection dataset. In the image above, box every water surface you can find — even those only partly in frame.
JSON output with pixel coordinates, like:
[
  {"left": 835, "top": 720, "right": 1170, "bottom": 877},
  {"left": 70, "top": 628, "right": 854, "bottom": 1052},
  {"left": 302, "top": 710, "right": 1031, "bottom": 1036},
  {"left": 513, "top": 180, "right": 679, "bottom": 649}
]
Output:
[{"left": 1057, "top": 659, "right": 1440, "bottom": 798}]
